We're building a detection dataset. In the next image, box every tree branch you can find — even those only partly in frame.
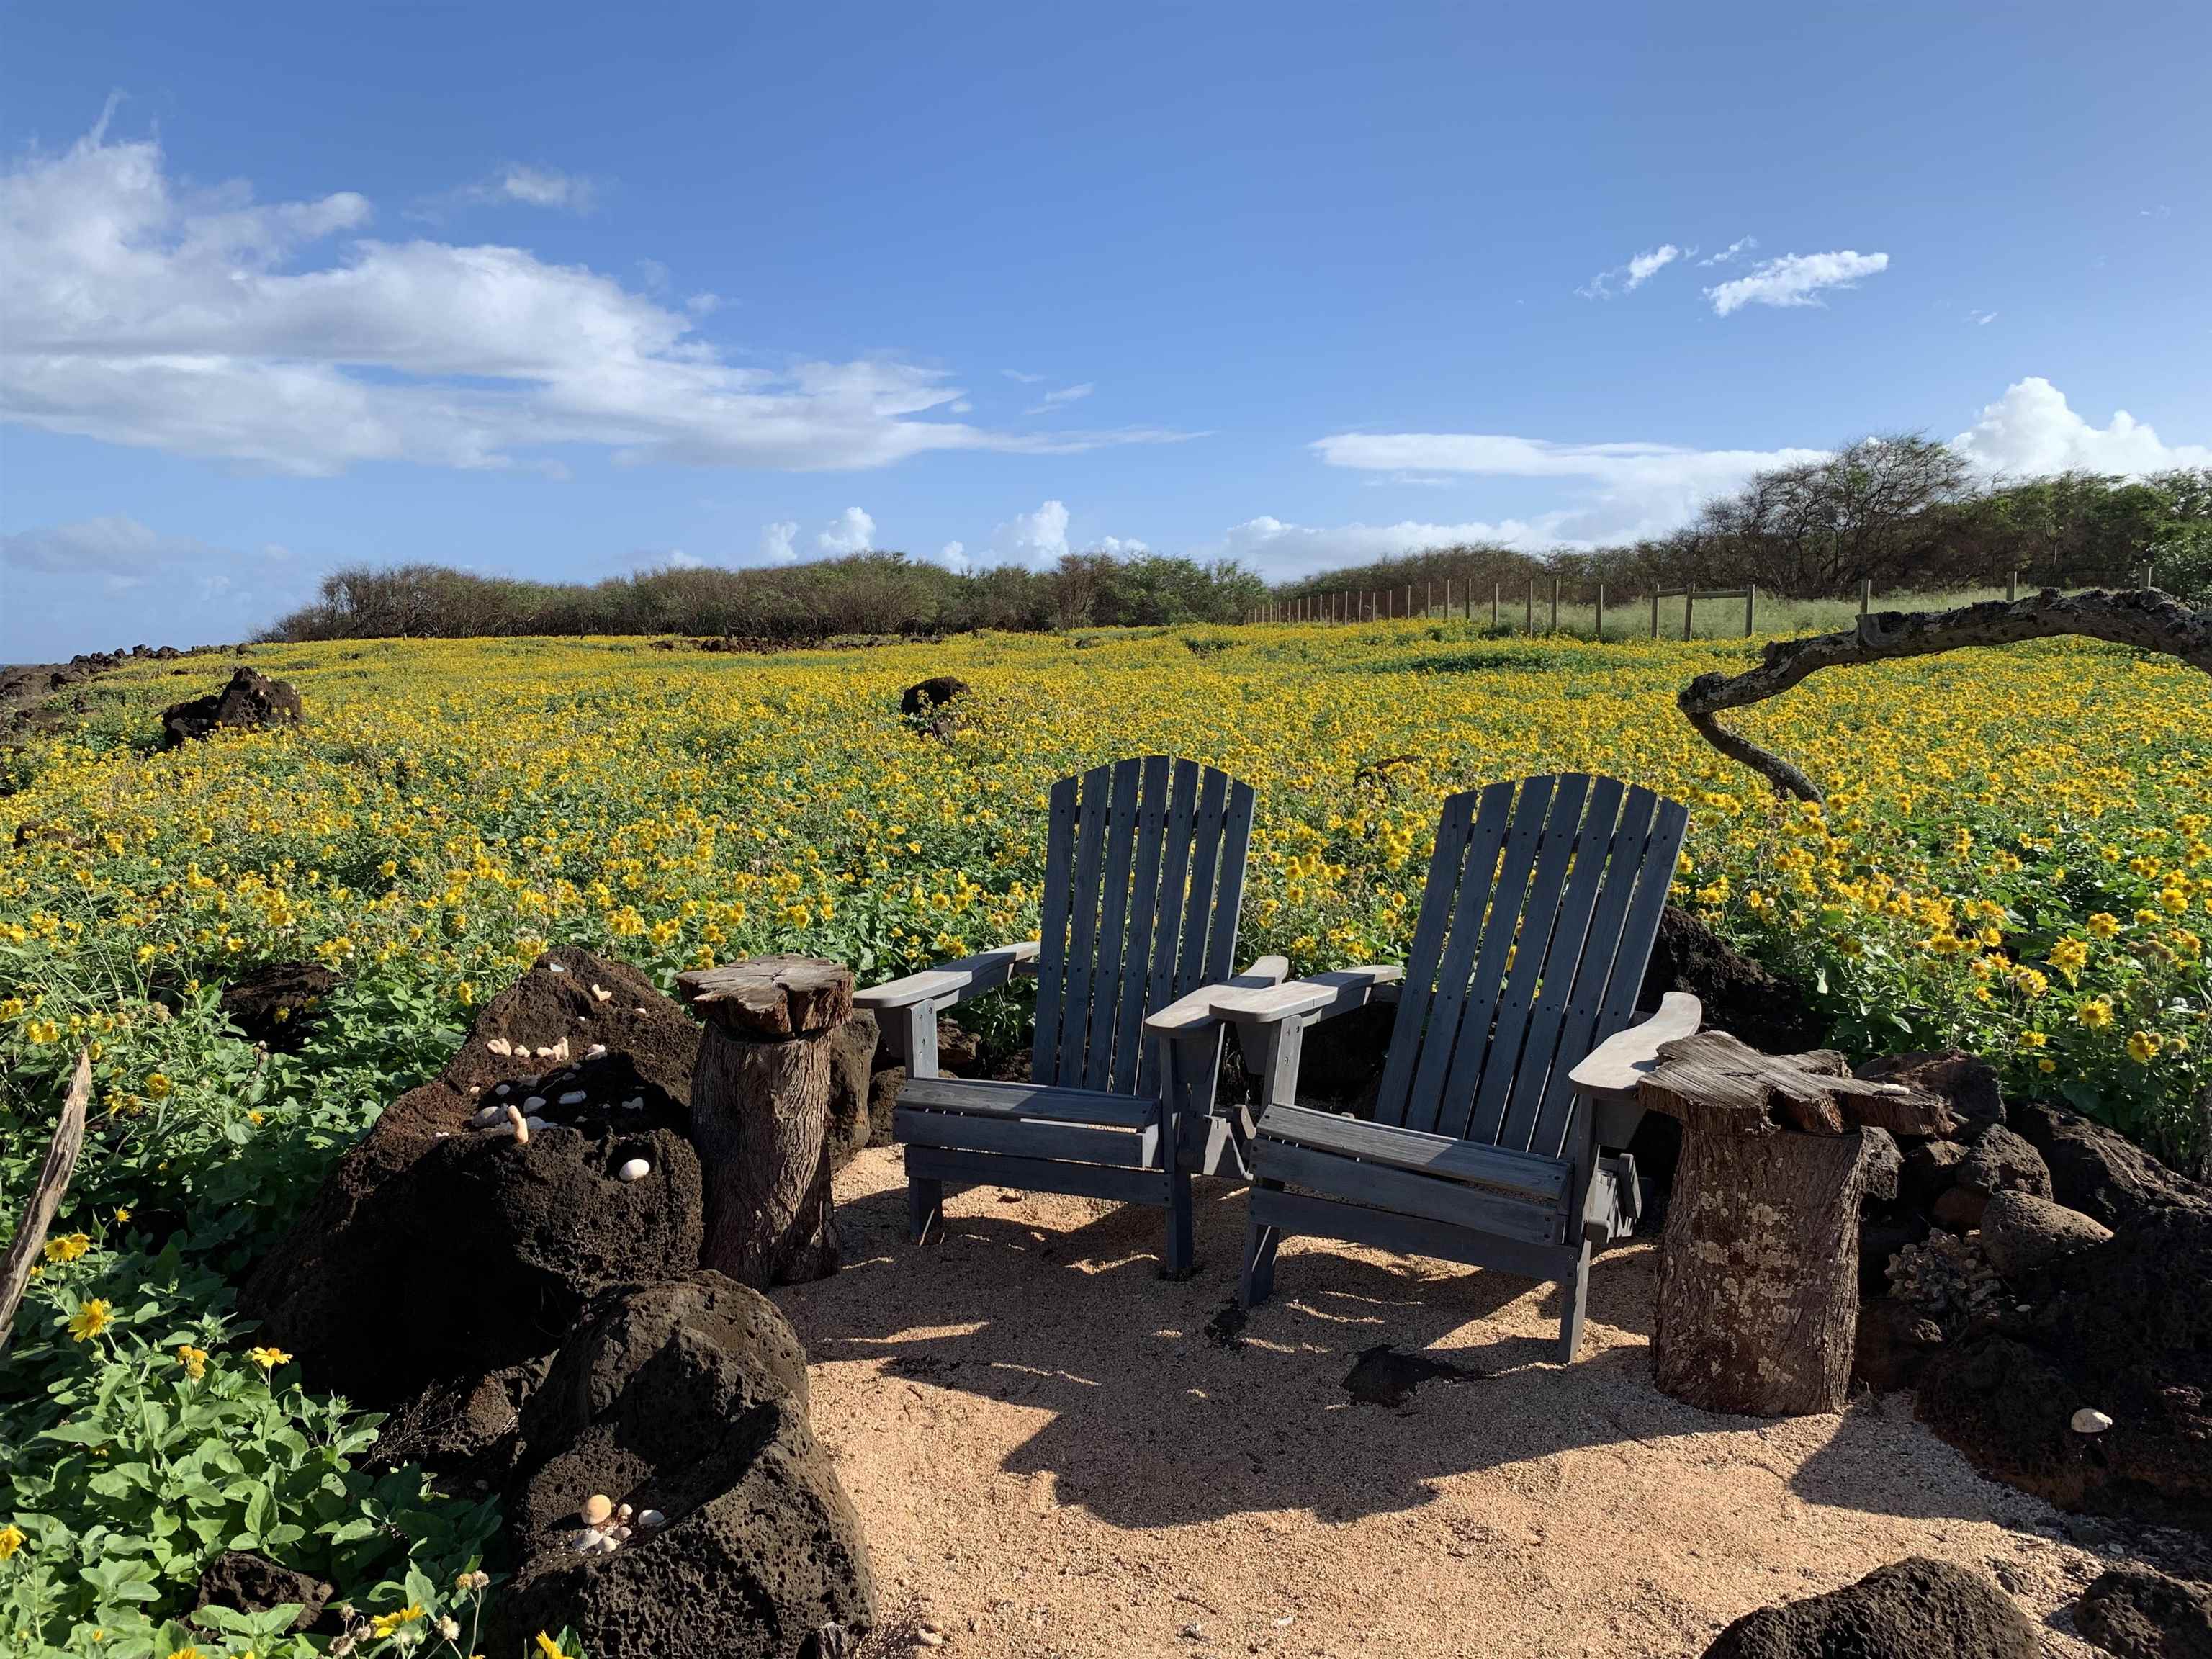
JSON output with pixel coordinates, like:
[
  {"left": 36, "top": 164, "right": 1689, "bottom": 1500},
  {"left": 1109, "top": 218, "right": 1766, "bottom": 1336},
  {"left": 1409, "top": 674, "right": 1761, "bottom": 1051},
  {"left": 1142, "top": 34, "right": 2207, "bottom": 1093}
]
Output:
[
  {"left": 1679, "top": 588, "right": 2212, "bottom": 802},
  {"left": 0, "top": 1051, "right": 92, "bottom": 1354}
]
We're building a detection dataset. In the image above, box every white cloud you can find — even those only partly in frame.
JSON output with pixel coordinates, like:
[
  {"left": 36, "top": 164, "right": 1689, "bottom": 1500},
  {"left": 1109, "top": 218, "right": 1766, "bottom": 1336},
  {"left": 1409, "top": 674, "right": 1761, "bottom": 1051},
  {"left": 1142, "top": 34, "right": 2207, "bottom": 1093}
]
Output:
[
  {"left": 1212, "top": 515, "right": 1561, "bottom": 579},
  {"left": 1310, "top": 430, "right": 1827, "bottom": 543},
  {"left": 991, "top": 500, "right": 1071, "bottom": 567},
  {"left": 0, "top": 513, "right": 290, "bottom": 599},
  {"left": 1576, "top": 243, "right": 1682, "bottom": 299},
  {"left": 0, "top": 125, "right": 1187, "bottom": 477},
  {"left": 1704, "top": 249, "right": 1889, "bottom": 315},
  {"left": 1028, "top": 382, "right": 1094, "bottom": 413},
  {"left": 1087, "top": 534, "right": 1151, "bottom": 557},
  {"left": 1967, "top": 309, "right": 1998, "bottom": 326},
  {"left": 816, "top": 505, "right": 876, "bottom": 554},
  {"left": 495, "top": 164, "right": 596, "bottom": 212},
  {"left": 932, "top": 539, "right": 968, "bottom": 570},
  {"left": 1002, "top": 369, "right": 1046, "bottom": 384},
  {"left": 1697, "top": 236, "right": 1757, "bottom": 266},
  {"left": 1951, "top": 377, "right": 2212, "bottom": 477},
  {"left": 629, "top": 547, "right": 703, "bottom": 572},
  {"left": 758, "top": 521, "right": 798, "bottom": 562}
]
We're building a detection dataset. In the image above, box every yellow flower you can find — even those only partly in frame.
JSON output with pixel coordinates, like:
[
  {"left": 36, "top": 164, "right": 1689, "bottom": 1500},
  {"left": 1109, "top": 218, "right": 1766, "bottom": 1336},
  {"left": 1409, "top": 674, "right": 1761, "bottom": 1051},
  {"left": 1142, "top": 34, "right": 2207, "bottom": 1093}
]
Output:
[
  {"left": 144, "top": 1072, "right": 173, "bottom": 1099},
  {"left": 248, "top": 1345, "right": 292, "bottom": 1371},
  {"left": 165, "top": 1647, "right": 200, "bottom": 1659},
  {"left": 370, "top": 1605, "right": 424, "bottom": 1637},
  {"left": 113, "top": 1207, "right": 132, "bottom": 1224},
  {"left": 177, "top": 1344, "right": 209, "bottom": 1380},
  {"left": 2087, "top": 912, "right": 2120, "bottom": 939},
  {"left": 2128, "top": 1030, "right": 2165, "bottom": 1064},
  {"left": 67, "top": 1299, "right": 112, "bottom": 1341},
  {"left": 24, "top": 1017, "right": 59, "bottom": 1044},
  {"left": 42, "top": 1233, "right": 90, "bottom": 1264},
  {"left": 536, "top": 1635, "right": 575, "bottom": 1659},
  {"left": 0, "top": 1523, "right": 24, "bottom": 1559},
  {"left": 2076, "top": 997, "right": 2115, "bottom": 1030}
]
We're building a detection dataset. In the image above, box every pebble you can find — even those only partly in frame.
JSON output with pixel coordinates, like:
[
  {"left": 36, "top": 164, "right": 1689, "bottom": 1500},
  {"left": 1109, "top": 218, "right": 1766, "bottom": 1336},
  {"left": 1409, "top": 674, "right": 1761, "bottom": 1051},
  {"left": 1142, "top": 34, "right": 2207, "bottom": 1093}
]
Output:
[
  {"left": 560, "top": 1090, "right": 588, "bottom": 1106},
  {"left": 573, "top": 1527, "right": 604, "bottom": 1553},
  {"left": 583, "top": 1493, "right": 613, "bottom": 1526},
  {"left": 494, "top": 1082, "right": 511, "bottom": 1097},
  {"left": 619, "top": 1159, "right": 652, "bottom": 1182},
  {"left": 587, "top": 1043, "right": 608, "bottom": 1058},
  {"left": 523, "top": 1096, "right": 547, "bottom": 1110},
  {"left": 470, "top": 1106, "right": 505, "bottom": 1129},
  {"left": 548, "top": 963, "right": 566, "bottom": 974},
  {"left": 523, "top": 1115, "right": 547, "bottom": 1133},
  {"left": 637, "top": 1509, "right": 665, "bottom": 1529},
  {"left": 621, "top": 1096, "right": 645, "bottom": 1112},
  {"left": 2072, "top": 1408, "right": 2114, "bottom": 1434}
]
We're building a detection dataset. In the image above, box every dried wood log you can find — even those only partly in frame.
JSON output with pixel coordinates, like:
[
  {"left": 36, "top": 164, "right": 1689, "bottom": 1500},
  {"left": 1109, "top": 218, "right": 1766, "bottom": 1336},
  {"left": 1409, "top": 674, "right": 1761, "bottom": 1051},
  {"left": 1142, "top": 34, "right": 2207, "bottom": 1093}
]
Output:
[
  {"left": 1637, "top": 1033, "right": 1938, "bottom": 1416},
  {"left": 0, "top": 1051, "right": 92, "bottom": 1353},
  {"left": 1679, "top": 588, "right": 2212, "bottom": 802},
  {"left": 678, "top": 956, "right": 855, "bottom": 1288},
  {"left": 1634, "top": 1030, "right": 1938, "bottom": 1138}
]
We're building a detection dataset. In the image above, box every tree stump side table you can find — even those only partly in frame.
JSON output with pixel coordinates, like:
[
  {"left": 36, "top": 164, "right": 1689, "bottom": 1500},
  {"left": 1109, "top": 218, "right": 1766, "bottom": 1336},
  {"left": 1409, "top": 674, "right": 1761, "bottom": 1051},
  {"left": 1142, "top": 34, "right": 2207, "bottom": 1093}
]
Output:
[
  {"left": 678, "top": 954, "right": 855, "bottom": 1290},
  {"left": 1637, "top": 1030, "right": 1936, "bottom": 1417}
]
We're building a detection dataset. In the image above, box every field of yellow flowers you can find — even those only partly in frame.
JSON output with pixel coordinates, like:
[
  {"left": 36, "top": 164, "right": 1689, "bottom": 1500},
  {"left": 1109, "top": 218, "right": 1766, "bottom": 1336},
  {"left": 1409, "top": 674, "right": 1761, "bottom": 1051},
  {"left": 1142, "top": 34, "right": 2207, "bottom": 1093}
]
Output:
[{"left": 1, "top": 620, "right": 2208, "bottom": 1655}]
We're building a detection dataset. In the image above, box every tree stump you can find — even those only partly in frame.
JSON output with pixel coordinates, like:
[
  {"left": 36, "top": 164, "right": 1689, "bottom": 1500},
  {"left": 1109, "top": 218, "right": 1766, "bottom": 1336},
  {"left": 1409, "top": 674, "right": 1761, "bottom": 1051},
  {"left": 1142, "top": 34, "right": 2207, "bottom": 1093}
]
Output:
[
  {"left": 1640, "top": 1030, "right": 1939, "bottom": 1416},
  {"left": 678, "top": 955, "right": 855, "bottom": 1289}
]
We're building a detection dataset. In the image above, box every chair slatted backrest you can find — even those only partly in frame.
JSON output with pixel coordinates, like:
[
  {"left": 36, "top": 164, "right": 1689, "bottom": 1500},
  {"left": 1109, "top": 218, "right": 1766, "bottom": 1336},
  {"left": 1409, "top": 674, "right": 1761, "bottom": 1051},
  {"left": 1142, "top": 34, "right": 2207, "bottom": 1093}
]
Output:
[
  {"left": 1372, "top": 774, "right": 1689, "bottom": 1159},
  {"left": 1030, "top": 756, "right": 1256, "bottom": 1097}
]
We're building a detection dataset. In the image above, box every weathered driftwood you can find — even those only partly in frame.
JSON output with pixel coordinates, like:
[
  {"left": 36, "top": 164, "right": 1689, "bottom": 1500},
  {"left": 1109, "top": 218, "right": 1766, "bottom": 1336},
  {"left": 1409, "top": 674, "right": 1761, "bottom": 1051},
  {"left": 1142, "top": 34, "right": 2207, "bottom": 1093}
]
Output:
[
  {"left": 1679, "top": 588, "right": 2212, "bottom": 802},
  {"left": 0, "top": 1051, "right": 92, "bottom": 1353},
  {"left": 1638, "top": 1032, "right": 1924, "bottom": 1415},
  {"left": 678, "top": 956, "right": 854, "bottom": 1288}
]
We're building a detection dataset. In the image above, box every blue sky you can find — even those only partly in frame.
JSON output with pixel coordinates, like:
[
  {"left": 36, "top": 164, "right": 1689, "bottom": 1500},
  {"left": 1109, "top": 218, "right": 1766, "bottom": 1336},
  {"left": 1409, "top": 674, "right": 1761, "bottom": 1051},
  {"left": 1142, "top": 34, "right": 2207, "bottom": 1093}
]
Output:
[{"left": 3, "top": 1, "right": 2208, "bottom": 658}]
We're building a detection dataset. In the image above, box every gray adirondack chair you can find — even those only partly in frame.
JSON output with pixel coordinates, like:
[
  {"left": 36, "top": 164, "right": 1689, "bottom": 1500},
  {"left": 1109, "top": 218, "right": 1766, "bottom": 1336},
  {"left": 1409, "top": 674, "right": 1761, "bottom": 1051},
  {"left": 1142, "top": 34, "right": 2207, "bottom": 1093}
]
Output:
[
  {"left": 854, "top": 755, "right": 1284, "bottom": 1278},
  {"left": 1199, "top": 773, "right": 1700, "bottom": 1361}
]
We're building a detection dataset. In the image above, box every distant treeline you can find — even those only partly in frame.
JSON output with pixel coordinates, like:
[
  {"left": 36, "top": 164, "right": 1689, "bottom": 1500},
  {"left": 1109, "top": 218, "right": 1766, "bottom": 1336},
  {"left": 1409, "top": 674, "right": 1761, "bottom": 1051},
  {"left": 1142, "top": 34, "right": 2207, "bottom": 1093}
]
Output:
[{"left": 264, "top": 443, "right": 2212, "bottom": 643}]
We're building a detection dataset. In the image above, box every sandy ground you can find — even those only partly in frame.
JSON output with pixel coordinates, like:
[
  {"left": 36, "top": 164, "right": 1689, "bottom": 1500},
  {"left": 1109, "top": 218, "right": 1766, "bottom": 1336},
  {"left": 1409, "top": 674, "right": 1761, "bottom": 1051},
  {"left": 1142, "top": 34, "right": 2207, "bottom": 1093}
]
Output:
[{"left": 773, "top": 1147, "right": 2127, "bottom": 1659}]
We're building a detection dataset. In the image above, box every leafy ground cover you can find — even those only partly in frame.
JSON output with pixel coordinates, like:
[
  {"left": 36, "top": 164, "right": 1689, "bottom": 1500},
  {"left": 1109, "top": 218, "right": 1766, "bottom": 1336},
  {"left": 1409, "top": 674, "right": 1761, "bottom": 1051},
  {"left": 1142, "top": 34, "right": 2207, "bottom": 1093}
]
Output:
[{"left": 3, "top": 621, "right": 2207, "bottom": 1653}]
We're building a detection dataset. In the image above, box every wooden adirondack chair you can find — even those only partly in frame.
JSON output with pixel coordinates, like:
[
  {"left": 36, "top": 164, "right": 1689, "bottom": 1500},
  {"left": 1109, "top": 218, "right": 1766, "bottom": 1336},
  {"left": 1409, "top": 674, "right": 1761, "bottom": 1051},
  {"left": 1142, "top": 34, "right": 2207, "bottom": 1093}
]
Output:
[
  {"left": 854, "top": 755, "right": 1284, "bottom": 1277},
  {"left": 1198, "top": 773, "right": 1701, "bottom": 1361}
]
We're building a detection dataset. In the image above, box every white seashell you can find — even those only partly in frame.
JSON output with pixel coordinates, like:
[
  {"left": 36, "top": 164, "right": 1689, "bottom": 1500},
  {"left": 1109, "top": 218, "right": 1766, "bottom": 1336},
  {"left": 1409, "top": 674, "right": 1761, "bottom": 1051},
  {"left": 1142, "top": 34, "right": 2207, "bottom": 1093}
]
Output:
[
  {"left": 588, "top": 1533, "right": 619, "bottom": 1554},
  {"left": 507, "top": 1105, "right": 530, "bottom": 1144},
  {"left": 616, "top": 1503, "right": 634, "bottom": 1522},
  {"left": 486, "top": 1038, "right": 513, "bottom": 1056},
  {"left": 467, "top": 1084, "right": 481, "bottom": 1095},
  {"left": 547, "top": 963, "right": 566, "bottom": 974},
  {"left": 2072, "top": 1408, "right": 2113, "bottom": 1435},
  {"left": 554, "top": 1038, "right": 570, "bottom": 1061},
  {"left": 619, "top": 1159, "right": 651, "bottom": 1182},
  {"left": 634, "top": 1005, "right": 647, "bottom": 1015},
  {"left": 637, "top": 1509, "right": 665, "bottom": 1529},
  {"left": 573, "top": 1527, "right": 603, "bottom": 1552},
  {"left": 610, "top": 1525, "right": 631, "bottom": 1542},
  {"left": 523, "top": 1096, "right": 547, "bottom": 1110},
  {"left": 587, "top": 1043, "right": 608, "bottom": 1058},
  {"left": 534, "top": 1046, "right": 555, "bottom": 1059},
  {"left": 560, "top": 1090, "right": 588, "bottom": 1106},
  {"left": 583, "top": 1493, "right": 613, "bottom": 1525},
  {"left": 592, "top": 984, "right": 613, "bottom": 1002}
]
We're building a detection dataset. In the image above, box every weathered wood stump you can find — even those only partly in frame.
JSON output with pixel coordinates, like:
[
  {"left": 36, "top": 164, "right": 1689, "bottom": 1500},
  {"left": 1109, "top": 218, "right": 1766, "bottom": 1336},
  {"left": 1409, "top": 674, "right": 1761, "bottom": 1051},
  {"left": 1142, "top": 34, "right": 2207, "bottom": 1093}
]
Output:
[
  {"left": 1641, "top": 1030, "right": 1938, "bottom": 1416},
  {"left": 678, "top": 955, "right": 855, "bottom": 1289}
]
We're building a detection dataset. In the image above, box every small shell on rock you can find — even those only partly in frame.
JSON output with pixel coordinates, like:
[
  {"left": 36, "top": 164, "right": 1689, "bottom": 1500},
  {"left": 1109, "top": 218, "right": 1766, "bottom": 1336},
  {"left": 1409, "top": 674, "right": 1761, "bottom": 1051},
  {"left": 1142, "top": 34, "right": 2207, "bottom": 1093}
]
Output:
[
  {"left": 559, "top": 1090, "right": 588, "bottom": 1106},
  {"left": 523, "top": 1096, "right": 547, "bottom": 1110},
  {"left": 547, "top": 963, "right": 567, "bottom": 974},
  {"left": 637, "top": 1509, "right": 665, "bottom": 1530},
  {"left": 583, "top": 1493, "right": 613, "bottom": 1526},
  {"left": 534, "top": 1046, "right": 556, "bottom": 1060},
  {"left": 588, "top": 1534, "right": 620, "bottom": 1555},
  {"left": 616, "top": 1503, "right": 634, "bottom": 1523},
  {"left": 634, "top": 1005, "right": 647, "bottom": 1015},
  {"left": 467, "top": 1084, "right": 481, "bottom": 1095},
  {"left": 2072, "top": 1408, "right": 2114, "bottom": 1435},
  {"left": 587, "top": 1043, "right": 608, "bottom": 1058},
  {"left": 507, "top": 1104, "right": 530, "bottom": 1144},
  {"left": 486, "top": 1037, "right": 513, "bottom": 1056},
  {"left": 619, "top": 1159, "right": 652, "bottom": 1183},
  {"left": 573, "top": 1527, "right": 604, "bottom": 1553},
  {"left": 592, "top": 984, "right": 613, "bottom": 1003}
]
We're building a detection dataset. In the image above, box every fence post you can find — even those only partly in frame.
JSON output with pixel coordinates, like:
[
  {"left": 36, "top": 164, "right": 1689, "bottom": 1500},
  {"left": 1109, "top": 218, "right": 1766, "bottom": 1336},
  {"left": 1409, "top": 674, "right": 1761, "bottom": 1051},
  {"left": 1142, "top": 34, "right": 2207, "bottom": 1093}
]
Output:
[
  {"left": 1650, "top": 590, "right": 1660, "bottom": 639},
  {"left": 1550, "top": 577, "right": 1560, "bottom": 635},
  {"left": 1859, "top": 576, "right": 1872, "bottom": 639},
  {"left": 2142, "top": 563, "right": 2156, "bottom": 590},
  {"left": 2007, "top": 568, "right": 2019, "bottom": 603},
  {"left": 1491, "top": 583, "right": 1500, "bottom": 629},
  {"left": 1425, "top": 580, "right": 1433, "bottom": 618},
  {"left": 1525, "top": 580, "right": 1534, "bottom": 634},
  {"left": 1596, "top": 585, "right": 1606, "bottom": 641},
  {"left": 1745, "top": 583, "right": 1756, "bottom": 637},
  {"left": 1406, "top": 584, "right": 1414, "bottom": 619},
  {"left": 1684, "top": 583, "right": 1695, "bottom": 640}
]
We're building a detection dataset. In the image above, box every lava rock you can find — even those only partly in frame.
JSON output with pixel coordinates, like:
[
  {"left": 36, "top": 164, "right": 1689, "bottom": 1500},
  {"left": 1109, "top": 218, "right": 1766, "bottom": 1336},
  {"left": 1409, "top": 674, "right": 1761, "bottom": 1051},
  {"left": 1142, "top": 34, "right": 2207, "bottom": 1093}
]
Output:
[
  {"left": 935, "top": 1017, "right": 983, "bottom": 1078},
  {"left": 242, "top": 948, "right": 707, "bottom": 1403},
  {"left": 898, "top": 676, "right": 969, "bottom": 719},
  {"left": 160, "top": 667, "right": 303, "bottom": 747},
  {"left": 219, "top": 960, "right": 340, "bottom": 1051},
  {"left": 2077, "top": 1566, "right": 2212, "bottom": 1659},
  {"left": 1899, "top": 1139, "right": 1969, "bottom": 1215},
  {"left": 2012, "top": 1101, "right": 2212, "bottom": 1231},
  {"left": 489, "top": 1274, "right": 874, "bottom": 1659},
  {"left": 1853, "top": 1049, "right": 2005, "bottom": 1136},
  {"left": 1852, "top": 1296, "right": 1947, "bottom": 1393},
  {"left": 864, "top": 1064, "right": 904, "bottom": 1147},
  {"left": 1933, "top": 1184, "right": 1991, "bottom": 1233},
  {"left": 1959, "top": 1125, "right": 2054, "bottom": 1202},
  {"left": 824, "top": 1009, "right": 881, "bottom": 1169},
  {"left": 369, "top": 1359, "right": 547, "bottom": 1490},
  {"left": 1701, "top": 1556, "right": 2036, "bottom": 1658},
  {"left": 1979, "top": 1191, "right": 2114, "bottom": 1279},
  {"left": 1860, "top": 1126, "right": 1902, "bottom": 1202},
  {"left": 1858, "top": 1210, "right": 1928, "bottom": 1297},
  {"left": 193, "top": 1551, "right": 333, "bottom": 1635},
  {"left": 1638, "top": 904, "right": 1825, "bottom": 1057}
]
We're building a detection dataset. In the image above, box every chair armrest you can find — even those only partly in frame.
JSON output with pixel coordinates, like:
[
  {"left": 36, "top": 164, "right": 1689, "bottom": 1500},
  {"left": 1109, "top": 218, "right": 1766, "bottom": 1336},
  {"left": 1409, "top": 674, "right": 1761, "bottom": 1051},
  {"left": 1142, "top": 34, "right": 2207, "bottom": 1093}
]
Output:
[
  {"left": 1208, "top": 965, "right": 1405, "bottom": 1028},
  {"left": 1143, "top": 955, "right": 1295, "bottom": 1036},
  {"left": 853, "top": 940, "right": 1040, "bottom": 1011},
  {"left": 1567, "top": 992, "right": 1703, "bottom": 1104}
]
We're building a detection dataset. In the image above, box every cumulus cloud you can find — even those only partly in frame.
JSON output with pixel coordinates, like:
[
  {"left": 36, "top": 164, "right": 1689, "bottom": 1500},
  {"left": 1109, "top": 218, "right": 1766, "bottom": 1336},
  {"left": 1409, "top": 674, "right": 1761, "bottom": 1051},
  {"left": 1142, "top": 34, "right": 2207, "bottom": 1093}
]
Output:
[
  {"left": 932, "top": 540, "right": 968, "bottom": 570},
  {"left": 816, "top": 506, "right": 876, "bottom": 554},
  {"left": 990, "top": 500, "right": 1071, "bottom": 566},
  {"left": 0, "top": 125, "right": 1188, "bottom": 477},
  {"left": 494, "top": 164, "right": 596, "bottom": 212},
  {"left": 1951, "top": 377, "right": 2212, "bottom": 477},
  {"left": 1704, "top": 249, "right": 1889, "bottom": 315},
  {"left": 758, "top": 521, "right": 798, "bottom": 562},
  {"left": 1310, "top": 430, "right": 1828, "bottom": 544},
  {"left": 1576, "top": 243, "right": 1682, "bottom": 299},
  {"left": 1697, "top": 236, "right": 1757, "bottom": 266}
]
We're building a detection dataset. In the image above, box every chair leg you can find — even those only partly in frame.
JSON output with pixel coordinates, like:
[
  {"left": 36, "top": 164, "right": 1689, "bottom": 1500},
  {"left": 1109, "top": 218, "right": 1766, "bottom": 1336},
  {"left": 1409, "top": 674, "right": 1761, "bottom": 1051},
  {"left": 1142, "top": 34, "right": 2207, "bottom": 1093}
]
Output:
[
  {"left": 909, "top": 1174, "right": 944, "bottom": 1245},
  {"left": 1556, "top": 1239, "right": 1591, "bottom": 1362},
  {"left": 1241, "top": 1216, "right": 1280, "bottom": 1308},
  {"left": 1163, "top": 1166, "right": 1195, "bottom": 1280}
]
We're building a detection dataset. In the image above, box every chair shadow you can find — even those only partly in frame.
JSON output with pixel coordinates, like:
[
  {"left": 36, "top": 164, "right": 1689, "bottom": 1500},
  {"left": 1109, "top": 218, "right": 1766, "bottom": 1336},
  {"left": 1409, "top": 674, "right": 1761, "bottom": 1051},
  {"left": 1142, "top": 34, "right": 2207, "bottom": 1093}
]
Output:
[{"left": 774, "top": 1172, "right": 1690, "bottom": 1528}]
